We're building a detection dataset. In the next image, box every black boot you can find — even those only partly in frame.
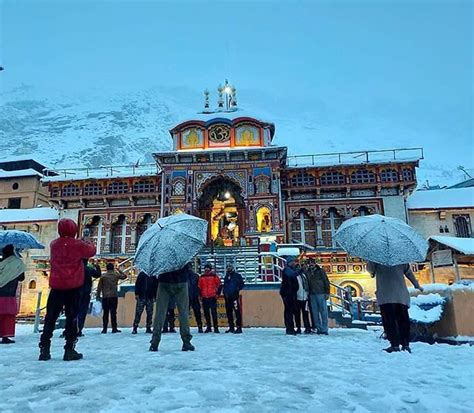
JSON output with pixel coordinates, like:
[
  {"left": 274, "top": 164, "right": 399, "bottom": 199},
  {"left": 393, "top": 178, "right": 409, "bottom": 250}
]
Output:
[
  {"left": 149, "top": 341, "right": 159, "bottom": 352},
  {"left": 383, "top": 345, "right": 400, "bottom": 353},
  {"left": 401, "top": 345, "right": 412, "bottom": 353},
  {"left": 198, "top": 326, "right": 204, "bottom": 333},
  {"left": 1, "top": 337, "right": 15, "bottom": 344},
  {"left": 204, "top": 327, "right": 212, "bottom": 333},
  {"left": 132, "top": 326, "right": 138, "bottom": 335},
  {"left": 234, "top": 327, "right": 243, "bottom": 334},
  {"left": 101, "top": 328, "right": 107, "bottom": 334},
  {"left": 225, "top": 328, "right": 235, "bottom": 334},
  {"left": 214, "top": 327, "right": 220, "bottom": 334},
  {"left": 63, "top": 348, "right": 83, "bottom": 361},
  {"left": 146, "top": 327, "right": 153, "bottom": 334},
  {"left": 38, "top": 342, "right": 51, "bottom": 361},
  {"left": 111, "top": 329, "right": 121, "bottom": 333},
  {"left": 182, "top": 342, "right": 195, "bottom": 352}
]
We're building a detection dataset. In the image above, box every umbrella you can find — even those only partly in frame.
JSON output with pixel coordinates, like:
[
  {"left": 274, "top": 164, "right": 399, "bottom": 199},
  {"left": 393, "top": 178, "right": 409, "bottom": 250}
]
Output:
[
  {"left": 334, "top": 214, "right": 428, "bottom": 266},
  {"left": 134, "top": 213, "right": 207, "bottom": 276},
  {"left": 0, "top": 230, "right": 45, "bottom": 250}
]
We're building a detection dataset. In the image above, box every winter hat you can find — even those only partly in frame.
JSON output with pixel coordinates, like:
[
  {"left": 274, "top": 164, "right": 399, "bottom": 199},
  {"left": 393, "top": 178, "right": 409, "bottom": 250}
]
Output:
[
  {"left": 204, "top": 263, "right": 213, "bottom": 270},
  {"left": 285, "top": 256, "right": 297, "bottom": 265}
]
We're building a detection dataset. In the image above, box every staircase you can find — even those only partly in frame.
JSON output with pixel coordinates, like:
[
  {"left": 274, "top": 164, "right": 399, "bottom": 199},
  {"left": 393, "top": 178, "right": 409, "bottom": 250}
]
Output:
[
  {"left": 328, "top": 283, "right": 368, "bottom": 330},
  {"left": 197, "top": 246, "right": 284, "bottom": 282}
]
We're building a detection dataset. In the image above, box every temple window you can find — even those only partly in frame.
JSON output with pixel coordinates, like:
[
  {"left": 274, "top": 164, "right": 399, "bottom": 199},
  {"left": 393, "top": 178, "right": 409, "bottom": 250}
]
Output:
[
  {"left": 356, "top": 206, "right": 371, "bottom": 216},
  {"left": 137, "top": 214, "right": 153, "bottom": 244},
  {"left": 291, "top": 209, "right": 316, "bottom": 246},
  {"left": 172, "top": 178, "right": 185, "bottom": 196},
  {"left": 111, "top": 215, "right": 127, "bottom": 253},
  {"left": 28, "top": 280, "right": 37, "bottom": 290},
  {"left": 84, "top": 216, "right": 104, "bottom": 254},
  {"left": 380, "top": 169, "right": 399, "bottom": 183},
  {"left": 51, "top": 186, "right": 60, "bottom": 197},
  {"left": 256, "top": 206, "right": 272, "bottom": 232},
  {"left": 255, "top": 175, "right": 270, "bottom": 194},
  {"left": 321, "top": 208, "right": 344, "bottom": 248},
  {"left": 62, "top": 183, "right": 80, "bottom": 197},
  {"left": 290, "top": 171, "right": 315, "bottom": 187},
  {"left": 351, "top": 170, "right": 376, "bottom": 184},
  {"left": 320, "top": 171, "right": 345, "bottom": 185},
  {"left": 402, "top": 168, "right": 413, "bottom": 181},
  {"left": 84, "top": 182, "right": 103, "bottom": 196},
  {"left": 108, "top": 181, "right": 129, "bottom": 195},
  {"left": 454, "top": 215, "right": 472, "bottom": 238},
  {"left": 133, "top": 180, "right": 154, "bottom": 193}
]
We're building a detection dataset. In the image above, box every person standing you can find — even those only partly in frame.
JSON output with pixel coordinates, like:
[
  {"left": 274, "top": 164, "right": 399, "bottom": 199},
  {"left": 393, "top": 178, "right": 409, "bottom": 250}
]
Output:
[
  {"left": 280, "top": 258, "right": 299, "bottom": 335},
  {"left": 149, "top": 263, "right": 194, "bottom": 352},
  {"left": 39, "top": 218, "right": 96, "bottom": 361},
  {"left": 223, "top": 264, "right": 244, "bottom": 334},
  {"left": 188, "top": 263, "right": 203, "bottom": 333},
  {"left": 367, "top": 262, "right": 423, "bottom": 353},
  {"left": 295, "top": 268, "right": 312, "bottom": 334},
  {"left": 132, "top": 271, "right": 157, "bottom": 334},
  {"left": 77, "top": 260, "right": 102, "bottom": 336},
  {"left": 198, "top": 263, "right": 222, "bottom": 333},
  {"left": 306, "top": 259, "right": 330, "bottom": 335},
  {"left": 96, "top": 263, "right": 127, "bottom": 334},
  {"left": 0, "top": 245, "right": 25, "bottom": 344}
]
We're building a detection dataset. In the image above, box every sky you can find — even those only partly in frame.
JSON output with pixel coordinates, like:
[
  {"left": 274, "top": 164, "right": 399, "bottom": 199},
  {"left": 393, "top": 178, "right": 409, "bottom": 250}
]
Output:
[{"left": 0, "top": 0, "right": 473, "bottom": 182}]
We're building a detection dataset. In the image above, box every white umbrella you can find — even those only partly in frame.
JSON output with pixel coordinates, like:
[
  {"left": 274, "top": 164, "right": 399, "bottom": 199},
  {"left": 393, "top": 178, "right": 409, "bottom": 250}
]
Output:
[
  {"left": 334, "top": 214, "right": 428, "bottom": 266},
  {"left": 134, "top": 213, "right": 207, "bottom": 276}
]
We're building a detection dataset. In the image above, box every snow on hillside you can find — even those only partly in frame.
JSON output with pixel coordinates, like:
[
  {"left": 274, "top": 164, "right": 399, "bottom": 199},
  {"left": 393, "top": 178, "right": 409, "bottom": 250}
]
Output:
[{"left": 0, "top": 85, "right": 470, "bottom": 186}]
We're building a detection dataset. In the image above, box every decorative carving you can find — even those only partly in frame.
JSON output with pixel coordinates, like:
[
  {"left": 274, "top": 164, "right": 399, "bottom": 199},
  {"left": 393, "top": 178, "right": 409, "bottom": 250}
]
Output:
[{"left": 208, "top": 124, "right": 230, "bottom": 143}]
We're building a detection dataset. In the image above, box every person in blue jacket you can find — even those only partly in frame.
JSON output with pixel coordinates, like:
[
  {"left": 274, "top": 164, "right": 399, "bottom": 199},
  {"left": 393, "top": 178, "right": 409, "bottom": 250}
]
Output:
[{"left": 223, "top": 264, "right": 245, "bottom": 334}]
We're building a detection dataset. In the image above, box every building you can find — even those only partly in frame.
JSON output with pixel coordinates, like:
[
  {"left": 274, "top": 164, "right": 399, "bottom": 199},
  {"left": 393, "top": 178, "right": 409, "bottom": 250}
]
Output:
[
  {"left": 38, "top": 82, "right": 423, "bottom": 300},
  {"left": 407, "top": 187, "right": 474, "bottom": 239},
  {"left": 0, "top": 158, "right": 50, "bottom": 209}
]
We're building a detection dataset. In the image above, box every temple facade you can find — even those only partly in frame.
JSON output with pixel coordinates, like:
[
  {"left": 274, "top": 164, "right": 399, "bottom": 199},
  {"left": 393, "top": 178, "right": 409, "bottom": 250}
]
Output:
[{"left": 39, "top": 82, "right": 423, "bottom": 299}]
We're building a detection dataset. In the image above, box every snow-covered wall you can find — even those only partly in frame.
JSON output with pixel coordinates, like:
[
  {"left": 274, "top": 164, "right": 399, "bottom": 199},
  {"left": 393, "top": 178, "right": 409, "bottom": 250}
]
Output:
[{"left": 382, "top": 196, "right": 407, "bottom": 222}]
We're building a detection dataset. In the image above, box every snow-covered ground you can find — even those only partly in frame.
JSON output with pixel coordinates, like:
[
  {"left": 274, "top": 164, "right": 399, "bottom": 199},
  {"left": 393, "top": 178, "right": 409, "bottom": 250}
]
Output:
[{"left": 1, "top": 325, "right": 473, "bottom": 412}]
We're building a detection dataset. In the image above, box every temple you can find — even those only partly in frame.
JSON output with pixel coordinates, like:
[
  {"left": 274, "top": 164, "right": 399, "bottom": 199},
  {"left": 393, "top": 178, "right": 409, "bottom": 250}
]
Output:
[{"left": 39, "top": 81, "right": 423, "bottom": 299}]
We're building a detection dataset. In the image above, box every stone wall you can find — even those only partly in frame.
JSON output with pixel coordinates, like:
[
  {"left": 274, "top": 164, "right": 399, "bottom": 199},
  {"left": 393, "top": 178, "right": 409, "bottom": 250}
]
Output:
[{"left": 408, "top": 209, "right": 474, "bottom": 239}]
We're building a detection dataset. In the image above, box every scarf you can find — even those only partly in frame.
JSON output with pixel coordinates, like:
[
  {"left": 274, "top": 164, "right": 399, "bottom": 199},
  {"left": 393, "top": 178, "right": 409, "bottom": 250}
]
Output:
[{"left": 0, "top": 255, "right": 26, "bottom": 288}]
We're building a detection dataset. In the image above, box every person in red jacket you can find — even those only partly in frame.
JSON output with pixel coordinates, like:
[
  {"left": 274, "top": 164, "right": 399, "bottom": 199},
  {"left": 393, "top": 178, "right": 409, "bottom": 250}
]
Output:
[
  {"left": 39, "top": 218, "right": 96, "bottom": 361},
  {"left": 198, "top": 263, "right": 222, "bottom": 333}
]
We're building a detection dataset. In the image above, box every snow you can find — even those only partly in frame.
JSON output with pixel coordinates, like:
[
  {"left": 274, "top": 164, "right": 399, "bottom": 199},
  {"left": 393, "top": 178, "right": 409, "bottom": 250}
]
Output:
[
  {"left": 429, "top": 236, "right": 474, "bottom": 255},
  {"left": 43, "top": 164, "right": 160, "bottom": 183},
  {"left": 1, "top": 325, "right": 473, "bottom": 412},
  {"left": 411, "top": 293, "right": 445, "bottom": 306},
  {"left": 407, "top": 187, "right": 474, "bottom": 210},
  {"left": 409, "top": 305, "right": 444, "bottom": 324},
  {"left": 0, "top": 168, "right": 43, "bottom": 178},
  {"left": 0, "top": 207, "right": 59, "bottom": 223}
]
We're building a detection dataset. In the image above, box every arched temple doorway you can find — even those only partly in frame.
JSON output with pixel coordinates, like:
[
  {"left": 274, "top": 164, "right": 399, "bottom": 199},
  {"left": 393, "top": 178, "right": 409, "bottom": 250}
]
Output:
[{"left": 197, "top": 177, "right": 245, "bottom": 246}]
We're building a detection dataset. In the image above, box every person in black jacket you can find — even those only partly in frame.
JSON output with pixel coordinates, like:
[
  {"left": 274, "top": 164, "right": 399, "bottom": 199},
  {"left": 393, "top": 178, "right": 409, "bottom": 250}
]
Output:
[
  {"left": 132, "top": 271, "right": 158, "bottom": 334},
  {"left": 223, "top": 265, "right": 245, "bottom": 334},
  {"left": 187, "top": 264, "right": 203, "bottom": 333},
  {"left": 280, "top": 258, "right": 299, "bottom": 335},
  {"left": 77, "top": 260, "right": 102, "bottom": 336}
]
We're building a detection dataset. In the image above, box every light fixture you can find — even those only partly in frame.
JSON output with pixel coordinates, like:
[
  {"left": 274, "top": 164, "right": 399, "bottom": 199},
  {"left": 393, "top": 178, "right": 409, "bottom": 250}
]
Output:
[{"left": 224, "top": 191, "right": 231, "bottom": 199}]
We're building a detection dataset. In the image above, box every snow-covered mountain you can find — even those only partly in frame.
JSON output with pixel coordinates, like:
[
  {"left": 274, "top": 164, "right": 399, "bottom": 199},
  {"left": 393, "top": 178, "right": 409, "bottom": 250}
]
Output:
[{"left": 0, "top": 84, "right": 471, "bottom": 186}]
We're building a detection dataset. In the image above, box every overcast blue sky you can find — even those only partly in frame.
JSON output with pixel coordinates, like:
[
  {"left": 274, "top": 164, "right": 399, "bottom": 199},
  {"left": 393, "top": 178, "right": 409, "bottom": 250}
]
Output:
[{"left": 0, "top": 0, "right": 472, "bottom": 182}]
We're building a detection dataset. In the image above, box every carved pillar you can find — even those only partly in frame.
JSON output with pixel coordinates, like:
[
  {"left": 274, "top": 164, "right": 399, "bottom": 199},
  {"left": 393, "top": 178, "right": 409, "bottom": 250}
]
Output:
[
  {"left": 129, "top": 223, "right": 138, "bottom": 253},
  {"left": 103, "top": 223, "right": 112, "bottom": 254}
]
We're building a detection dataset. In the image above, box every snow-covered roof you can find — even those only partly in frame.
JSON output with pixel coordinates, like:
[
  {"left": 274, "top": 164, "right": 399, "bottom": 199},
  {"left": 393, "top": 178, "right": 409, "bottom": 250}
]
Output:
[
  {"left": 0, "top": 168, "right": 43, "bottom": 179},
  {"left": 0, "top": 208, "right": 59, "bottom": 224},
  {"left": 43, "top": 164, "right": 160, "bottom": 183},
  {"left": 407, "top": 187, "right": 474, "bottom": 210},
  {"left": 174, "top": 109, "right": 273, "bottom": 126},
  {"left": 429, "top": 236, "right": 474, "bottom": 255}
]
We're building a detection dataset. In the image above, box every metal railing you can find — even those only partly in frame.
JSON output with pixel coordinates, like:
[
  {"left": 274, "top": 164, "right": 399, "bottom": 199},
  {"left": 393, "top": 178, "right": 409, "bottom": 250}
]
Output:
[
  {"left": 196, "top": 251, "right": 286, "bottom": 283},
  {"left": 287, "top": 147, "right": 424, "bottom": 168},
  {"left": 328, "top": 282, "right": 353, "bottom": 319}
]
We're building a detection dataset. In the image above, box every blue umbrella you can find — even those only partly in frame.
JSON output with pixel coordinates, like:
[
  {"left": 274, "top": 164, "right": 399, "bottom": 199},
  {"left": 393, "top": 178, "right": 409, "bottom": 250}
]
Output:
[
  {"left": 0, "top": 230, "right": 45, "bottom": 250},
  {"left": 334, "top": 214, "right": 428, "bottom": 266}
]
